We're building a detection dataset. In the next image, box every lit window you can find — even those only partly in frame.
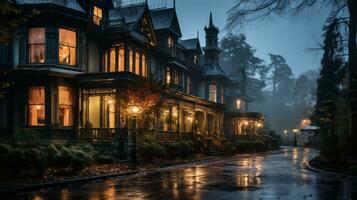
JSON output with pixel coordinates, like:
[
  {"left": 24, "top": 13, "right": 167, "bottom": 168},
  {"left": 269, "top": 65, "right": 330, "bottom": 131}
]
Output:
[
  {"left": 110, "top": 48, "right": 116, "bottom": 72},
  {"left": 93, "top": 6, "right": 103, "bottom": 26},
  {"left": 58, "top": 86, "right": 73, "bottom": 127},
  {"left": 118, "top": 48, "right": 125, "bottom": 71},
  {"left": 171, "top": 106, "right": 178, "bottom": 132},
  {"left": 59, "top": 28, "right": 76, "bottom": 66},
  {"left": 236, "top": 99, "right": 242, "bottom": 109},
  {"left": 104, "top": 96, "right": 115, "bottom": 128},
  {"left": 221, "top": 87, "right": 224, "bottom": 103},
  {"left": 129, "top": 50, "right": 134, "bottom": 73},
  {"left": 135, "top": 52, "right": 140, "bottom": 75},
  {"left": 209, "top": 84, "right": 217, "bottom": 102},
  {"left": 28, "top": 87, "right": 45, "bottom": 126},
  {"left": 167, "top": 36, "right": 174, "bottom": 48},
  {"left": 142, "top": 54, "right": 147, "bottom": 77},
  {"left": 28, "top": 28, "right": 45, "bottom": 64},
  {"left": 166, "top": 67, "right": 171, "bottom": 84}
]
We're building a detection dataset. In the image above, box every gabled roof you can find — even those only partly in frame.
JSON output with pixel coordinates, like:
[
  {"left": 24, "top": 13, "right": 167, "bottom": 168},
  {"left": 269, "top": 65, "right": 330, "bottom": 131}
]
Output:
[
  {"left": 150, "top": 8, "right": 182, "bottom": 37},
  {"left": 15, "top": 0, "right": 85, "bottom": 13},
  {"left": 178, "top": 38, "right": 203, "bottom": 55},
  {"left": 110, "top": 3, "right": 146, "bottom": 26},
  {"left": 109, "top": 3, "right": 157, "bottom": 45}
]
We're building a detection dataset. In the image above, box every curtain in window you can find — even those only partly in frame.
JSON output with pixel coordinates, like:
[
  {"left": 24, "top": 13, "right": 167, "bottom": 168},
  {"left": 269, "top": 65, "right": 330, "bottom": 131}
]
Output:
[{"left": 28, "top": 28, "right": 45, "bottom": 63}]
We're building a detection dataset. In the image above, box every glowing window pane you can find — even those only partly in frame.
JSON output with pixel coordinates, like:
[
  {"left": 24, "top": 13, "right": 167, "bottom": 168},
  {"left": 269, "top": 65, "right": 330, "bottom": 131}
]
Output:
[
  {"left": 118, "top": 48, "right": 125, "bottom": 71},
  {"left": 28, "top": 28, "right": 45, "bottom": 63},
  {"left": 59, "top": 28, "right": 76, "bottom": 66},
  {"left": 209, "top": 84, "right": 217, "bottom": 102},
  {"left": 110, "top": 48, "right": 116, "bottom": 72},
  {"left": 135, "top": 52, "right": 140, "bottom": 75},
  {"left": 58, "top": 86, "right": 73, "bottom": 126},
  {"left": 28, "top": 87, "right": 45, "bottom": 126}
]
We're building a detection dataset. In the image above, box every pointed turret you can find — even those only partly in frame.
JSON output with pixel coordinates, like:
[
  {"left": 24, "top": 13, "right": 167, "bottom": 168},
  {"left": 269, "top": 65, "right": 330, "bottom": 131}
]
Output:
[{"left": 209, "top": 12, "right": 214, "bottom": 27}]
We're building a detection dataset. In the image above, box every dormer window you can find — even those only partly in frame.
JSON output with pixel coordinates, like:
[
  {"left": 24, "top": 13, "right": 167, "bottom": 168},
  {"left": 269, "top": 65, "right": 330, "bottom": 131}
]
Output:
[
  {"left": 59, "top": 28, "right": 76, "bottom": 66},
  {"left": 28, "top": 28, "right": 45, "bottom": 64},
  {"left": 93, "top": 6, "right": 103, "bottom": 26},
  {"left": 167, "top": 36, "right": 174, "bottom": 48}
]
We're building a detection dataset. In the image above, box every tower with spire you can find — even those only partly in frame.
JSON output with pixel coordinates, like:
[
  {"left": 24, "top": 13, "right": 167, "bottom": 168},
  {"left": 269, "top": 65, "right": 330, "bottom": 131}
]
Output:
[{"left": 204, "top": 12, "right": 220, "bottom": 64}]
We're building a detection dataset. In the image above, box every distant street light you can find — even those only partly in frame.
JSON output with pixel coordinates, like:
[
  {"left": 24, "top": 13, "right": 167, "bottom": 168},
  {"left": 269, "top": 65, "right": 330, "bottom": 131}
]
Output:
[{"left": 293, "top": 129, "right": 299, "bottom": 147}]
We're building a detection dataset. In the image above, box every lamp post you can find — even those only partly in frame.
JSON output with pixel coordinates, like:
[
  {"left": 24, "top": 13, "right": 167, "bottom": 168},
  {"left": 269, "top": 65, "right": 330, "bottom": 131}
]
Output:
[
  {"left": 293, "top": 129, "right": 299, "bottom": 147},
  {"left": 127, "top": 105, "right": 143, "bottom": 167}
]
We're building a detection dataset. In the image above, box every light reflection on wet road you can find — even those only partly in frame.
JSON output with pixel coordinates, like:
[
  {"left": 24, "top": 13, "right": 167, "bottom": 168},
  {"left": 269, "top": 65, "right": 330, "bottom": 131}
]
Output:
[{"left": 7, "top": 147, "right": 357, "bottom": 200}]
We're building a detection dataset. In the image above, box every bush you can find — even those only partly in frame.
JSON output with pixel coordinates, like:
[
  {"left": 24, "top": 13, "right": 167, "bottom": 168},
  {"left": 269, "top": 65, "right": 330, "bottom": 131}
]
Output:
[
  {"left": 224, "top": 142, "right": 237, "bottom": 154},
  {"left": 179, "top": 141, "right": 194, "bottom": 158},
  {"left": 162, "top": 142, "right": 181, "bottom": 158},
  {"left": 8, "top": 148, "right": 27, "bottom": 174},
  {"left": 25, "top": 147, "right": 47, "bottom": 175},
  {"left": 138, "top": 142, "right": 166, "bottom": 161}
]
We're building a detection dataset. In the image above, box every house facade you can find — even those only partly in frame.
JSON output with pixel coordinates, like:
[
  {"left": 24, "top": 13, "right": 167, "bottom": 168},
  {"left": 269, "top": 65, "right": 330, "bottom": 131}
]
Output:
[{"left": 0, "top": 0, "right": 264, "bottom": 146}]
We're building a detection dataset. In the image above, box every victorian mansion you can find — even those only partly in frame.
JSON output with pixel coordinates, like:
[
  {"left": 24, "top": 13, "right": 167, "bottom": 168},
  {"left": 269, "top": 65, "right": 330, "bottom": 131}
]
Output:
[{"left": 0, "top": 0, "right": 264, "bottom": 146}]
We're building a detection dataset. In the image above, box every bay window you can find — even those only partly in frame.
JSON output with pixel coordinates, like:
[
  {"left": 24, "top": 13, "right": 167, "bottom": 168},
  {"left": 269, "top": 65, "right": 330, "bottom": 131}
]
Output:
[
  {"left": 135, "top": 52, "right": 140, "bottom": 75},
  {"left": 109, "top": 48, "right": 116, "bottom": 72},
  {"left": 118, "top": 48, "right": 125, "bottom": 71},
  {"left": 209, "top": 84, "right": 217, "bottom": 102},
  {"left": 28, "top": 28, "right": 45, "bottom": 64},
  {"left": 142, "top": 54, "right": 147, "bottom": 77},
  {"left": 59, "top": 28, "right": 76, "bottom": 66},
  {"left": 58, "top": 86, "right": 73, "bottom": 127},
  {"left": 28, "top": 87, "right": 45, "bottom": 126},
  {"left": 129, "top": 50, "right": 134, "bottom": 72}
]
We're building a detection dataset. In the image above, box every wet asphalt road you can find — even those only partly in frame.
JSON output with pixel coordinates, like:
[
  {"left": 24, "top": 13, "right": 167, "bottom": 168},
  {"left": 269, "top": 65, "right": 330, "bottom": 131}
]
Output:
[{"left": 6, "top": 147, "right": 357, "bottom": 200}]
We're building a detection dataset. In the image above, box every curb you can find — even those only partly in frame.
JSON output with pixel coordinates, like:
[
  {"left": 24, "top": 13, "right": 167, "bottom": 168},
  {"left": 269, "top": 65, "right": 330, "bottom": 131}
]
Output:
[
  {"left": 0, "top": 171, "right": 138, "bottom": 194},
  {"left": 306, "top": 160, "right": 357, "bottom": 179}
]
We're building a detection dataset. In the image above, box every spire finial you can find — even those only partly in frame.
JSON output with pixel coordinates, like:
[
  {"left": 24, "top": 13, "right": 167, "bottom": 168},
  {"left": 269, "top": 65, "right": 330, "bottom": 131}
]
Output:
[
  {"left": 209, "top": 12, "right": 213, "bottom": 27},
  {"left": 197, "top": 30, "right": 199, "bottom": 39}
]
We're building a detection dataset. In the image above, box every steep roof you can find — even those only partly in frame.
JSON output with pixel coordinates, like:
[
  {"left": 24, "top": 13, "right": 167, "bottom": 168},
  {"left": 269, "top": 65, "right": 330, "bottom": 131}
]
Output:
[
  {"left": 179, "top": 39, "right": 198, "bottom": 50},
  {"left": 15, "top": 0, "right": 86, "bottom": 13},
  {"left": 202, "top": 63, "right": 227, "bottom": 77},
  {"left": 150, "top": 8, "right": 182, "bottom": 37},
  {"left": 109, "top": 3, "right": 147, "bottom": 26}
]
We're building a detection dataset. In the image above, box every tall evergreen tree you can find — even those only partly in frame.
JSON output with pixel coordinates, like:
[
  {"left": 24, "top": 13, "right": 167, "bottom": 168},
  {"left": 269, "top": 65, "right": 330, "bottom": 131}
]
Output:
[{"left": 314, "top": 17, "right": 344, "bottom": 160}]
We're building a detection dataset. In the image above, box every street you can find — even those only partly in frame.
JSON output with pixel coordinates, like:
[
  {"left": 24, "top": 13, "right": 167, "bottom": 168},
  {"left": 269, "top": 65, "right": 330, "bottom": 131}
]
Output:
[{"left": 10, "top": 147, "right": 357, "bottom": 200}]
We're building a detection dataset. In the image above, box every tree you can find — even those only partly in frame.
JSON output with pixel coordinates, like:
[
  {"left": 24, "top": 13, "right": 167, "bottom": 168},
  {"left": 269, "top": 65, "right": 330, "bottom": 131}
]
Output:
[
  {"left": 226, "top": 0, "right": 357, "bottom": 155},
  {"left": 314, "top": 18, "right": 344, "bottom": 160},
  {"left": 220, "top": 33, "right": 270, "bottom": 100},
  {"left": 269, "top": 54, "right": 294, "bottom": 102},
  {"left": 0, "top": 0, "right": 39, "bottom": 43}
]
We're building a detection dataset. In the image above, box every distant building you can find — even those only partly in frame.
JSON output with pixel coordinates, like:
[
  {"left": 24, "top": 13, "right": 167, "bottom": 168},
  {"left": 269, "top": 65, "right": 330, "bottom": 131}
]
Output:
[{"left": 0, "top": 0, "right": 264, "bottom": 150}]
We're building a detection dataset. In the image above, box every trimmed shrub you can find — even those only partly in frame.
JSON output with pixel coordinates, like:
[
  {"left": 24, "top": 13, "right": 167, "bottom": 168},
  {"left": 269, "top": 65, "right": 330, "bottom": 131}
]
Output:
[
  {"left": 224, "top": 142, "right": 237, "bottom": 154},
  {"left": 138, "top": 142, "right": 166, "bottom": 161},
  {"left": 179, "top": 141, "right": 194, "bottom": 158},
  {"left": 25, "top": 148, "right": 47, "bottom": 175},
  {"left": 162, "top": 142, "right": 181, "bottom": 158}
]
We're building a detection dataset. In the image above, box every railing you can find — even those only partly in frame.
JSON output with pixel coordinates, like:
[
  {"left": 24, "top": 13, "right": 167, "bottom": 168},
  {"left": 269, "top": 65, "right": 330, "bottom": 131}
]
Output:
[{"left": 78, "top": 128, "right": 116, "bottom": 140}]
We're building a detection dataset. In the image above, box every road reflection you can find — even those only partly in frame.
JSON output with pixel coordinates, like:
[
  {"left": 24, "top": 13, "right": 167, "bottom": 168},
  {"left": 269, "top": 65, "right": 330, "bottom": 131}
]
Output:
[{"left": 8, "top": 147, "right": 357, "bottom": 200}]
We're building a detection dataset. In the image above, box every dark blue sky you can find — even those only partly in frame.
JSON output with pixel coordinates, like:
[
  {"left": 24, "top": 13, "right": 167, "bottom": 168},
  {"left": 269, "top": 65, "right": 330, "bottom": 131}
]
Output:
[{"left": 150, "top": 0, "right": 330, "bottom": 76}]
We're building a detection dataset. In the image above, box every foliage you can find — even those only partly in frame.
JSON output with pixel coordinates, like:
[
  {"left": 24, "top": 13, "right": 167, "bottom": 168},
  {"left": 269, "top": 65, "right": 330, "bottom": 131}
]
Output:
[
  {"left": 314, "top": 17, "right": 345, "bottom": 160},
  {"left": 138, "top": 142, "right": 166, "bottom": 161},
  {"left": 225, "top": 0, "right": 357, "bottom": 157},
  {"left": 224, "top": 142, "right": 238, "bottom": 154},
  {"left": 0, "top": 0, "right": 39, "bottom": 43}
]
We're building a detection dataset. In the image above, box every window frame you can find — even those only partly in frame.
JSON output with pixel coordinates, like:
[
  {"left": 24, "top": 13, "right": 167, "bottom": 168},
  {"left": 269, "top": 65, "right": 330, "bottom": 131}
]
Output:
[
  {"left": 28, "top": 27, "right": 46, "bottom": 64},
  {"left": 27, "top": 86, "right": 46, "bottom": 127},
  {"left": 58, "top": 27, "right": 77, "bottom": 66},
  {"left": 58, "top": 86, "right": 74, "bottom": 127},
  {"left": 93, "top": 6, "right": 103, "bottom": 26}
]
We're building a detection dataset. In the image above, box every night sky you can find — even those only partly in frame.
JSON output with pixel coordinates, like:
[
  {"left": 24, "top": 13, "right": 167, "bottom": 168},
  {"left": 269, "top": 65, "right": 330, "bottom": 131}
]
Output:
[{"left": 149, "top": 0, "right": 330, "bottom": 76}]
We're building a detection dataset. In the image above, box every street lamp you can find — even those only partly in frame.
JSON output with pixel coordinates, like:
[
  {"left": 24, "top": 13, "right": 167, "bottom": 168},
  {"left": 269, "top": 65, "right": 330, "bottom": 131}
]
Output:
[
  {"left": 127, "top": 105, "right": 143, "bottom": 167},
  {"left": 293, "top": 129, "right": 299, "bottom": 147}
]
